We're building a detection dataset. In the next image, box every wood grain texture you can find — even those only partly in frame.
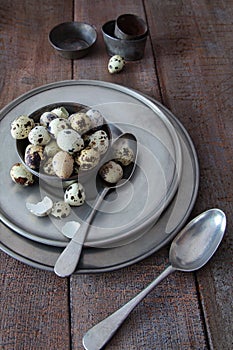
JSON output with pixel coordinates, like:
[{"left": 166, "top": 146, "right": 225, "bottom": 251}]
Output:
[
  {"left": 145, "top": 0, "right": 233, "bottom": 349},
  {"left": 0, "top": 1, "right": 232, "bottom": 350},
  {"left": 0, "top": 1, "right": 73, "bottom": 349},
  {"left": 69, "top": 1, "right": 208, "bottom": 349}
]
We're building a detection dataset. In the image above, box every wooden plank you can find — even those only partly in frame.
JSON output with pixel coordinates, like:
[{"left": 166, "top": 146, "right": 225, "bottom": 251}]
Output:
[
  {"left": 0, "top": 1, "right": 73, "bottom": 349},
  {"left": 144, "top": 0, "right": 233, "bottom": 349},
  {"left": 69, "top": 1, "right": 208, "bottom": 349},
  {"left": 73, "top": 0, "right": 161, "bottom": 99}
]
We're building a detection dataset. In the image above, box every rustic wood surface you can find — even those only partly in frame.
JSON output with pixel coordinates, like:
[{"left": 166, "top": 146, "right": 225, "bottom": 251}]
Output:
[{"left": 1, "top": 1, "right": 232, "bottom": 349}]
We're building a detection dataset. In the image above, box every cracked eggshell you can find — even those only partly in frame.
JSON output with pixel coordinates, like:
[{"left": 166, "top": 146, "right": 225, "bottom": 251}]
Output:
[
  {"left": 28, "top": 125, "right": 51, "bottom": 146},
  {"left": 62, "top": 221, "right": 80, "bottom": 238},
  {"left": 26, "top": 196, "right": 53, "bottom": 217},
  {"left": 40, "top": 111, "right": 58, "bottom": 128},
  {"left": 24, "top": 144, "right": 45, "bottom": 170},
  {"left": 57, "top": 129, "right": 84, "bottom": 154},
  {"left": 10, "top": 162, "right": 35, "bottom": 186},
  {"left": 52, "top": 151, "right": 74, "bottom": 179},
  {"left": 11, "top": 115, "right": 35, "bottom": 139},
  {"left": 51, "top": 201, "right": 71, "bottom": 219},
  {"left": 48, "top": 118, "right": 70, "bottom": 138},
  {"left": 108, "top": 55, "right": 125, "bottom": 74},
  {"left": 51, "top": 106, "right": 69, "bottom": 119},
  {"left": 99, "top": 160, "right": 123, "bottom": 183},
  {"left": 69, "top": 112, "right": 92, "bottom": 134},
  {"left": 64, "top": 182, "right": 86, "bottom": 206},
  {"left": 88, "top": 130, "right": 109, "bottom": 154},
  {"left": 75, "top": 147, "right": 100, "bottom": 171},
  {"left": 86, "top": 109, "right": 104, "bottom": 128}
]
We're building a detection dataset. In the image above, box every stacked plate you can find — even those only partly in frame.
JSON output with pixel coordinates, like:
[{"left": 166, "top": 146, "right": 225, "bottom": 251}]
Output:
[{"left": 0, "top": 80, "right": 199, "bottom": 273}]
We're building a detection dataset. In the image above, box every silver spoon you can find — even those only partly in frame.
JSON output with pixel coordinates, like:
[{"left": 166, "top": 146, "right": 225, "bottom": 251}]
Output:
[
  {"left": 82, "top": 208, "right": 226, "bottom": 350},
  {"left": 54, "top": 132, "right": 137, "bottom": 277}
]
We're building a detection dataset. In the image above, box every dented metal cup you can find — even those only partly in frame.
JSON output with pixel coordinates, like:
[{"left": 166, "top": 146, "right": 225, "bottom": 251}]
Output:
[{"left": 102, "top": 20, "right": 148, "bottom": 61}]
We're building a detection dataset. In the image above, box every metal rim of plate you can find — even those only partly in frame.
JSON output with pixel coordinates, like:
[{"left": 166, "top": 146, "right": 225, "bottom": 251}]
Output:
[
  {"left": 0, "top": 80, "right": 182, "bottom": 248},
  {"left": 0, "top": 80, "right": 199, "bottom": 273}
]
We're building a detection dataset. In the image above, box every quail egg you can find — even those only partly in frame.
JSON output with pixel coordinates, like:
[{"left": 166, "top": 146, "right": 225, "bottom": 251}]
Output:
[
  {"left": 114, "top": 145, "right": 134, "bottom": 166},
  {"left": 40, "top": 111, "right": 58, "bottom": 128},
  {"left": 108, "top": 55, "right": 125, "bottom": 74},
  {"left": 52, "top": 151, "right": 74, "bottom": 179},
  {"left": 86, "top": 109, "right": 104, "bottom": 128},
  {"left": 28, "top": 125, "right": 51, "bottom": 146},
  {"left": 56, "top": 129, "right": 84, "bottom": 154},
  {"left": 51, "top": 201, "right": 71, "bottom": 219},
  {"left": 88, "top": 130, "right": 109, "bottom": 154},
  {"left": 69, "top": 112, "right": 92, "bottom": 134},
  {"left": 99, "top": 160, "right": 123, "bottom": 183},
  {"left": 10, "top": 162, "right": 35, "bottom": 186},
  {"left": 42, "top": 158, "right": 56, "bottom": 175},
  {"left": 24, "top": 144, "right": 45, "bottom": 170},
  {"left": 11, "top": 115, "right": 35, "bottom": 139},
  {"left": 64, "top": 182, "right": 86, "bottom": 206},
  {"left": 51, "top": 106, "right": 69, "bottom": 119},
  {"left": 48, "top": 118, "right": 70, "bottom": 138},
  {"left": 75, "top": 147, "right": 100, "bottom": 171},
  {"left": 43, "top": 139, "right": 61, "bottom": 157}
]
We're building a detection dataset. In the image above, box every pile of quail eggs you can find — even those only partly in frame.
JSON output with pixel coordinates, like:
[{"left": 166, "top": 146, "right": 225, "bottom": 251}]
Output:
[
  {"left": 10, "top": 106, "right": 109, "bottom": 180},
  {"left": 9, "top": 104, "right": 135, "bottom": 220}
]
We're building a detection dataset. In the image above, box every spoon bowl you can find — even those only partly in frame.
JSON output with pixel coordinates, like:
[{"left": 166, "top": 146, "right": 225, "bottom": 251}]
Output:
[
  {"left": 82, "top": 208, "right": 226, "bottom": 350},
  {"left": 169, "top": 208, "right": 226, "bottom": 271},
  {"left": 54, "top": 132, "right": 137, "bottom": 277}
]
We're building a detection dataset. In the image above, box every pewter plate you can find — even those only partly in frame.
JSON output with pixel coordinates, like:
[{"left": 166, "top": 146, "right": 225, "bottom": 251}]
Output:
[
  {"left": 0, "top": 80, "right": 182, "bottom": 248},
  {"left": 0, "top": 82, "right": 199, "bottom": 273}
]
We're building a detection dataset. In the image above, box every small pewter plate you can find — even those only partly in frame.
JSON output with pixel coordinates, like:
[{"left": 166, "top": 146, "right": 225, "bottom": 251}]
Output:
[{"left": 0, "top": 80, "right": 182, "bottom": 250}]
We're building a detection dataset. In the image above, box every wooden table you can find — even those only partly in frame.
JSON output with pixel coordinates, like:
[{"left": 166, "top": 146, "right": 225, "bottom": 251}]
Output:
[{"left": 1, "top": 1, "right": 232, "bottom": 349}]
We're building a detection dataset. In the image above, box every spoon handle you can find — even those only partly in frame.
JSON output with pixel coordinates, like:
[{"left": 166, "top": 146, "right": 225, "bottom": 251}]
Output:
[
  {"left": 82, "top": 265, "right": 175, "bottom": 350},
  {"left": 54, "top": 187, "right": 109, "bottom": 277}
]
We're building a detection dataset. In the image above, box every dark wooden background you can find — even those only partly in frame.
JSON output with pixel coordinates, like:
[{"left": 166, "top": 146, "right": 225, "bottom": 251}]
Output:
[{"left": 1, "top": 1, "right": 232, "bottom": 349}]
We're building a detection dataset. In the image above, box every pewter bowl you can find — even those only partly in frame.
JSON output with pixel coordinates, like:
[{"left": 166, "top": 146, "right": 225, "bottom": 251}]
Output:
[{"left": 16, "top": 102, "right": 112, "bottom": 188}]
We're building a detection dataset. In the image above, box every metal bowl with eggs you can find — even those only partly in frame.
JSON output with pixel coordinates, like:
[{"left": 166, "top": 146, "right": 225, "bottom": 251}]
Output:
[{"left": 14, "top": 102, "right": 112, "bottom": 188}]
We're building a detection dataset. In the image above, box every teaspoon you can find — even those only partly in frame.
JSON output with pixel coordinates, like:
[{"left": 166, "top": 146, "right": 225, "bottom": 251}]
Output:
[
  {"left": 54, "top": 132, "right": 137, "bottom": 277},
  {"left": 82, "top": 208, "right": 226, "bottom": 350}
]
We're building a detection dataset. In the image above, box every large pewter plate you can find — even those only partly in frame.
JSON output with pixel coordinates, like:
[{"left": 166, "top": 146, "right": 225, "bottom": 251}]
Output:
[
  {"left": 0, "top": 80, "right": 182, "bottom": 248},
  {"left": 0, "top": 90, "right": 199, "bottom": 272}
]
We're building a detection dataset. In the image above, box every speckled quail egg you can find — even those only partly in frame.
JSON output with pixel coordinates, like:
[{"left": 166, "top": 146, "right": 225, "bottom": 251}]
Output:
[
  {"left": 43, "top": 139, "right": 61, "bottom": 157},
  {"left": 108, "top": 55, "right": 125, "bottom": 74},
  {"left": 64, "top": 182, "right": 86, "bottom": 206},
  {"left": 28, "top": 125, "right": 51, "bottom": 146},
  {"left": 88, "top": 130, "right": 109, "bottom": 154},
  {"left": 48, "top": 118, "right": 70, "bottom": 138},
  {"left": 42, "top": 158, "right": 56, "bottom": 175},
  {"left": 51, "top": 106, "right": 69, "bottom": 119},
  {"left": 24, "top": 144, "right": 45, "bottom": 170},
  {"left": 51, "top": 201, "right": 71, "bottom": 219},
  {"left": 40, "top": 111, "right": 58, "bottom": 128},
  {"left": 57, "top": 129, "right": 84, "bottom": 154},
  {"left": 114, "top": 145, "right": 134, "bottom": 166},
  {"left": 69, "top": 112, "right": 92, "bottom": 134},
  {"left": 86, "top": 109, "right": 104, "bottom": 128},
  {"left": 75, "top": 147, "right": 100, "bottom": 171},
  {"left": 99, "top": 160, "right": 123, "bottom": 183},
  {"left": 10, "top": 162, "right": 35, "bottom": 186},
  {"left": 11, "top": 115, "right": 35, "bottom": 139},
  {"left": 52, "top": 151, "right": 74, "bottom": 179}
]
